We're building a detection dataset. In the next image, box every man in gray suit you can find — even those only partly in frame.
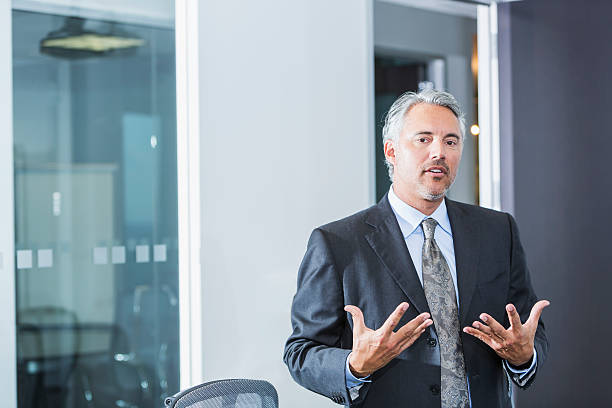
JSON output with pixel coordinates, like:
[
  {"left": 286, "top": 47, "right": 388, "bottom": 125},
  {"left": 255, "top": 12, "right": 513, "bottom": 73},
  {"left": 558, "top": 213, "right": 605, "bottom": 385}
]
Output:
[{"left": 283, "top": 89, "right": 549, "bottom": 407}]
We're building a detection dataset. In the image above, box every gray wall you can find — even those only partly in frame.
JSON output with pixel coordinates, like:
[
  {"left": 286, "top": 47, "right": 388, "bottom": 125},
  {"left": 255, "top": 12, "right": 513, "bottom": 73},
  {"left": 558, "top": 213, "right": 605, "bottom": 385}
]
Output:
[
  {"left": 498, "top": 0, "right": 612, "bottom": 406},
  {"left": 374, "top": 1, "right": 477, "bottom": 204}
]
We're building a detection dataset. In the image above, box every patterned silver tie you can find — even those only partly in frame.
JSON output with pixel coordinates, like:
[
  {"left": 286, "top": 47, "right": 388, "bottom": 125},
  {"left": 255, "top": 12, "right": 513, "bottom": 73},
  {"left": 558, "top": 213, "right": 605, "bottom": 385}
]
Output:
[{"left": 421, "top": 218, "right": 469, "bottom": 408}]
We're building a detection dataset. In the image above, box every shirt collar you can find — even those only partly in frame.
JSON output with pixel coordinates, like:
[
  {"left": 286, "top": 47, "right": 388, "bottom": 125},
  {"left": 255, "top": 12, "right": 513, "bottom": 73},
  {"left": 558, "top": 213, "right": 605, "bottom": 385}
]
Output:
[{"left": 387, "top": 185, "right": 453, "bottom": 239}]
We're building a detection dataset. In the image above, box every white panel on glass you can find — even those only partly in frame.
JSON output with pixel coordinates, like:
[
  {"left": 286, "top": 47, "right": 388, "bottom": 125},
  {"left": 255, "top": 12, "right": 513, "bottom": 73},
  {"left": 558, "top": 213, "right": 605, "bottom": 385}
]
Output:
[
  {"left": 153, "top": 244, "right": 167, "bottom": 262},
  {"left": 37, "top": 249, "right": 53, "bottom": 268},
  {"left": 16, "top": 250, "right": 32, "bottom": 269},
  {"left": 0, "top": 252, "right": 3, "bottom": 270},
  {"left": 52, "top": 192, "right": 61, "bottom": 216},
  {"left": 93, "top": 247, "right": 108, "bottom": 265},
  {"left": 111, "top": 246, "right": 126, "bottom": 264},
  {"left": 135, "top": 245, "right": 149, "bottom": 263}
]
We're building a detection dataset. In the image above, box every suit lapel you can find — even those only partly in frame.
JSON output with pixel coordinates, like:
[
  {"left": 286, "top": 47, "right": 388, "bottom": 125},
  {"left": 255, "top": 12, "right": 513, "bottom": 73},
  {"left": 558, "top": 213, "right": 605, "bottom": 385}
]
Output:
[
  {"left": 446, "top": 199, "right": 481, "bottom": 327},
  {"left": 364, "top": 196, "right": 430, "bottom": 315}
]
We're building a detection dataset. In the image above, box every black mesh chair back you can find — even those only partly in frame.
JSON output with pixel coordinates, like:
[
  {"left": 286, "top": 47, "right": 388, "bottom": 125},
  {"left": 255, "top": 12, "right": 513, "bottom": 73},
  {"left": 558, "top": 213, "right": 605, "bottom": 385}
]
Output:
[{"left": 164, "top": 379, "right": 279, "bottom": 408}]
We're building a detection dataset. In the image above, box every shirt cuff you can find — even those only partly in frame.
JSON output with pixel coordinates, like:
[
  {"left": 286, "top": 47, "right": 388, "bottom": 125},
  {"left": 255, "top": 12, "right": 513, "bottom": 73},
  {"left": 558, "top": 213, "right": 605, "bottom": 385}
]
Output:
[
  {"left": 503, "top": 347, "right": 538, "bottom": 386},
  {"left": 345, "top": 352, "right": 372, "bottom": 388},
  {"left": 505, "top": 347, "right": 537, "bottom": 374}
]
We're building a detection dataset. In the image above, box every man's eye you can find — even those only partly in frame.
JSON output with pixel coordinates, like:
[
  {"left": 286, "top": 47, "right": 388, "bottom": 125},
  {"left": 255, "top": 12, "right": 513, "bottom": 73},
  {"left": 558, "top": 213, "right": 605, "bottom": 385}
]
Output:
[
  {"left": 446, "top": 140, "right": 456, "bottom": 146},
  {"left": 418, "top": 138, "right": 428, "bottom": 143}
]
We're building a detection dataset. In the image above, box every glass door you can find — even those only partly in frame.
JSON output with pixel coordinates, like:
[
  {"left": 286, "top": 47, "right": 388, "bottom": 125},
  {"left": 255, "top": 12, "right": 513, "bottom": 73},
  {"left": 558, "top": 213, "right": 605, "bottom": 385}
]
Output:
[{"left": 12, "top": 2, "right": 179, "bottom": 406}]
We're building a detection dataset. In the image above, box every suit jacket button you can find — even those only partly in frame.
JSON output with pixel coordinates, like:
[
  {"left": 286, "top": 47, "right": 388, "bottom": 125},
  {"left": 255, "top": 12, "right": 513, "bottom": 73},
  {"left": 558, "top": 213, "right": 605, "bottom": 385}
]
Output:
[
  {"left": 427, "top": 337, "right": 437, "bottom": 347},
  {"left": 430, "top": 384, "right": 440, "bottom": 395}
]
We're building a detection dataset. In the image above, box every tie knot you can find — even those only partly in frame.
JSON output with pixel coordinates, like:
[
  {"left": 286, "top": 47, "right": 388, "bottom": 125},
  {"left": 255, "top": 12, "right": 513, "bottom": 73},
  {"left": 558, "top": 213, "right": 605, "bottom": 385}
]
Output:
[{"left": 421, "top": 218, "right": 438, "bottom": 240}]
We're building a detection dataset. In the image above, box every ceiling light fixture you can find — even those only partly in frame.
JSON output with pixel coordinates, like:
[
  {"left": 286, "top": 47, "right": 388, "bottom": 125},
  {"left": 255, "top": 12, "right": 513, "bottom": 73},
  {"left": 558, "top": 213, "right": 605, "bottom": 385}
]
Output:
[{"left": 40, "top": 17, "right": 145, "bottom": 59}]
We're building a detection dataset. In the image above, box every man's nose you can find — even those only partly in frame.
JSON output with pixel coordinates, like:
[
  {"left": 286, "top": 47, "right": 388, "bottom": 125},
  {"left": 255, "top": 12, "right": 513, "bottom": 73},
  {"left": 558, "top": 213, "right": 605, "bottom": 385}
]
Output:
[{"left": 429, "top": 139, "right": 446, "bottom": 160}]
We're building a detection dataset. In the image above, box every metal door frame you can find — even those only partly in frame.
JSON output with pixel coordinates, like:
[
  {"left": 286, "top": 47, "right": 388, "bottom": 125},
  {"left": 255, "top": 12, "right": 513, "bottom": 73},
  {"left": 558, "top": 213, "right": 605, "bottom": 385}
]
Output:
[
  {"left": 0, "top": 0, "right": 17, "bottom": 405},
  {"left": 176, "top": 0, "right": 203, "bottom": 390},
  {"left": 477, "top": 2, "right": 502, "bottom": 210}
]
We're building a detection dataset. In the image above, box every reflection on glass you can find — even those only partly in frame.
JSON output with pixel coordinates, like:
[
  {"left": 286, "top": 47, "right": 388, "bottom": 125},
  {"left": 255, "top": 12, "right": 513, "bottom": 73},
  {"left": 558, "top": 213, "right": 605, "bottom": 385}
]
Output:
[{"left": 13, "top": 7, "right": 178, "bottom": 407}]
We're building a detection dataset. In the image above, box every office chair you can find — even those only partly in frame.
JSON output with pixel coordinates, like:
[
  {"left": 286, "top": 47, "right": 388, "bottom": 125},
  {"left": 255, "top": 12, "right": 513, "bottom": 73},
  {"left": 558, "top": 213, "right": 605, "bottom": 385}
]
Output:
[
  {"left": 18, "top": 306, "right": 80, "bottom": 408},
  {"left": 164, "top": 379, "right": 279, "bottom": 408}
]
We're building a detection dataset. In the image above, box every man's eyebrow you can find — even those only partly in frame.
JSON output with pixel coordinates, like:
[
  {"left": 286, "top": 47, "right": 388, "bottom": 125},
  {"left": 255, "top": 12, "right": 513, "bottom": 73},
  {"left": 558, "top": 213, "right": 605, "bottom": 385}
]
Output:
[{"left": 413, "top": 131, "right": 460, "bottom": 139}]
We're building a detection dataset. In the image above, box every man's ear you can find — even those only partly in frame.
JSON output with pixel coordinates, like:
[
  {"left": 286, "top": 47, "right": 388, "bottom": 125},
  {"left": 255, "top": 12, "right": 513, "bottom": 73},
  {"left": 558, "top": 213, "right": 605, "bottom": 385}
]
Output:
[{"left": 384, "top": 139, "right": 396, "bottom": 166}]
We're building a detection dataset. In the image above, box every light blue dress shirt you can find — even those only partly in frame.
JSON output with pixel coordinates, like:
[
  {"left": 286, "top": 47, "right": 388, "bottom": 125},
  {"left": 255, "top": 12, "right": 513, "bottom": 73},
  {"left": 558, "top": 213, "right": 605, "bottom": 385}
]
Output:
[{"left": 344, "top": 186, "right": 536, "bottom": 401}]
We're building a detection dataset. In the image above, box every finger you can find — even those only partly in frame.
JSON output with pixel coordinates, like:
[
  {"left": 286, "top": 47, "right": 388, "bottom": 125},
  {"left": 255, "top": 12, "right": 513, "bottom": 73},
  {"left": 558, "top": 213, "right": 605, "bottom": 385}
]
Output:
[
  {"left": 395, "top": 312, "right": 431, "bottom": 339},
  {"left": 526, "top": 300, "right": 550, "bottom": 327},
  {"left": 479, "top": 313, "right": 508, "bottom": 339},
  {"left": 505, "top": 304, "right": 523, "bottom": 332},
  {"left": 344, "top": 305, "right": 367, "bottom": 334},
  {"left": 463, "top": 326, "right": 502, "bottom": 350},
  {"left": 397, "top": 318, "right": 432, "bottom": 350},
  {"left": 380, "top": 302, "right": 410, "bottom": 334},
  {"left": 470, "top": 320, "right": 502, "bottom": 341},
  {"left": 402, "top": 318, "right": 433, "bottom": 341}
]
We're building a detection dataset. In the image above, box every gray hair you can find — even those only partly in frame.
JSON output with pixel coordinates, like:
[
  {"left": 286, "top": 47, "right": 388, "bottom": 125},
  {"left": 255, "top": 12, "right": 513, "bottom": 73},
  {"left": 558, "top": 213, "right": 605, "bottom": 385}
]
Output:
[{"left": 382, "top": 89, "right": 466, "bottom": 180}]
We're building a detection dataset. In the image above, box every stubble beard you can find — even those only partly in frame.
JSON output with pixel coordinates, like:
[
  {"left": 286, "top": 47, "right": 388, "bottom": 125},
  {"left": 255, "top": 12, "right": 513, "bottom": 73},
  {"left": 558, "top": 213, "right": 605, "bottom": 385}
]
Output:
[{"left": 416, "top": 175, "right": 454, "bottom": 201}]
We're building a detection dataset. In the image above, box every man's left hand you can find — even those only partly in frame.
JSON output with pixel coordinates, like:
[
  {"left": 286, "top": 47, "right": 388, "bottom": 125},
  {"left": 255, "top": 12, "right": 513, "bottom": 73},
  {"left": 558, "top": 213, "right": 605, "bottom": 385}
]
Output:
[{"left": 463, "top": 300, "right": 550, "bottom": 366}]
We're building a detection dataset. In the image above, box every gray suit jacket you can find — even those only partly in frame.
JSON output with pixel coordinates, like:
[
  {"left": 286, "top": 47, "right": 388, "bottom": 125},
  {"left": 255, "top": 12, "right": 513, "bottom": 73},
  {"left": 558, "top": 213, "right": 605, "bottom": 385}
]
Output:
[{"left": 283, "top": 195, "right": 548, "bottom": 407}]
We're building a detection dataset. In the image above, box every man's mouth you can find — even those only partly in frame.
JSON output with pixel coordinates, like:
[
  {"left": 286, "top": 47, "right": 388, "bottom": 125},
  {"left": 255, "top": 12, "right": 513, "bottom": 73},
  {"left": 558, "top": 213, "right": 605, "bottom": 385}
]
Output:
[{"left": 424, "top": 166, "right": 447, "bottom": 174}]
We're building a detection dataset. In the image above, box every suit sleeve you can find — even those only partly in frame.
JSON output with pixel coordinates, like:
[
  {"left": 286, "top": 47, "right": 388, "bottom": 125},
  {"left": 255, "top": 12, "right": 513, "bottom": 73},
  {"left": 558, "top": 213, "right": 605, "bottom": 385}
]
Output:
[
  {"left": 506, "top": 213, "right": 549, "bottom": 389},
  {"left": 283, "top": 228, "right": 355, "bottom": 406}
]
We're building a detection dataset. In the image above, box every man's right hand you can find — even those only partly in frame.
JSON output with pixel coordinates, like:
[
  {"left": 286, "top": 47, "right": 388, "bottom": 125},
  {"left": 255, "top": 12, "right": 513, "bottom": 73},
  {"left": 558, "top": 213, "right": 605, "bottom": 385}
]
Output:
[{"left": 344, "top": 302, "right": 433, "bottom": 378}]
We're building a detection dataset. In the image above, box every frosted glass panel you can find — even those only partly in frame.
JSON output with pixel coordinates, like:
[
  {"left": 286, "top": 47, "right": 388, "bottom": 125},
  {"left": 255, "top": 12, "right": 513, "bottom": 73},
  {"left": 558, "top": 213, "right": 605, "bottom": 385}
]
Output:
[{"left": 12, "top": 6, "right": 178, "bottom": 407}]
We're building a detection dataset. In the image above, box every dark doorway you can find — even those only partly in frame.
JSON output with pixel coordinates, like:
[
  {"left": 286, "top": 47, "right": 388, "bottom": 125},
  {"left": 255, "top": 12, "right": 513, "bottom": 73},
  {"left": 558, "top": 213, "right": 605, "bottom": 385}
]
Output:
[{"left": 374, "top": 55, "right": 429, "bottom": 201}]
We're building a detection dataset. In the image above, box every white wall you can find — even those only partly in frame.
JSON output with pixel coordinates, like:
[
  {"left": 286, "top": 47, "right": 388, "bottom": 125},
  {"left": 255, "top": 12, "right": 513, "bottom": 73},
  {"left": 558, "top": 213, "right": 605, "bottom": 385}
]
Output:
[{"left": 197, "top": 1, "right": 373, "bottom": 407}]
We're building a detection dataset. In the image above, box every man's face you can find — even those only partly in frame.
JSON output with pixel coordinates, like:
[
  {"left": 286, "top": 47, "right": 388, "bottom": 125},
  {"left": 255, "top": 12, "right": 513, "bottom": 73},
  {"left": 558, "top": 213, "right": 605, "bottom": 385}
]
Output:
[{"left": 385, "top": 103, "right": 463, "bottom": 202}]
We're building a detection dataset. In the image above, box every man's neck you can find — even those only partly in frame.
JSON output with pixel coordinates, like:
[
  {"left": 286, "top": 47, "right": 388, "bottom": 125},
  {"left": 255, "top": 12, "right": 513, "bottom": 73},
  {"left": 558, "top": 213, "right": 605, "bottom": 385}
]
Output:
[{"left": 391, "top": 185, "right": 444, "bottom": 216}]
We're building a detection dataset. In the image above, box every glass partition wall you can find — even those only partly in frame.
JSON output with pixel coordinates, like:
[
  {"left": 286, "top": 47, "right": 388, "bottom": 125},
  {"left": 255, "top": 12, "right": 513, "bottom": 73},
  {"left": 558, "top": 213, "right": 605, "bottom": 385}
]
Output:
[{"left": 12, "top": 3, "right": 179, "bottom": 407}]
